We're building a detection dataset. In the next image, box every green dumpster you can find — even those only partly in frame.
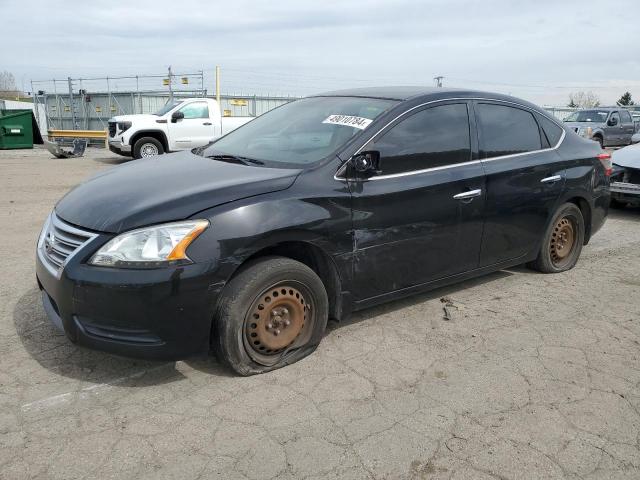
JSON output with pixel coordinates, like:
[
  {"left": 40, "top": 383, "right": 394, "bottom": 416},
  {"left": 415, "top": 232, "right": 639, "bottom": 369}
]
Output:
[{"left": 0, "top": 109, "right": 35, "bottom": 149}]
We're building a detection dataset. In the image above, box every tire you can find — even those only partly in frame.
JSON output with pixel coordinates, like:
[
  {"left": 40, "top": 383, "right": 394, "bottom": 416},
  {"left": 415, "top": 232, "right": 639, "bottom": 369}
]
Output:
[
  {"left": 213, "top": 256, "right": 329, "bottom": 376},
  {"left": 528, "top": 203, "right": 585, "bottom": 273},
  {"left": 592, "top": 136, "right": 604, "bottom": 149},
  {"left": 133, "top": 137, "right": 164, "bottom": 159}
]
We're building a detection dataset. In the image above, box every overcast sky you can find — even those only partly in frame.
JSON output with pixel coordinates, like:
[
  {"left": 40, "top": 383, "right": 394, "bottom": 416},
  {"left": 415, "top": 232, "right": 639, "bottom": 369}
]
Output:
[{"left": 3, "top": 0, "right": 639, "bottom": 106}]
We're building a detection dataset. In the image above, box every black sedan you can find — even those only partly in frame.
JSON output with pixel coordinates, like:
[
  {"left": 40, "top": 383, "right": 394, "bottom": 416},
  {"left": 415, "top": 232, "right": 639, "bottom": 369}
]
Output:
[{"left": 36, "top": 87, "right": 610, "bottom": 375}]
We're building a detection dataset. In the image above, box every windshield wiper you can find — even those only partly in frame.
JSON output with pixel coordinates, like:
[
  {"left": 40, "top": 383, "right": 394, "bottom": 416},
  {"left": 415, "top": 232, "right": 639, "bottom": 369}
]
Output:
[
  {"left": 206, "top": 154, "right": 265, "bottom": 166},
  {"left": 192, "top": 141, "right": 216, "bottom": 156}
]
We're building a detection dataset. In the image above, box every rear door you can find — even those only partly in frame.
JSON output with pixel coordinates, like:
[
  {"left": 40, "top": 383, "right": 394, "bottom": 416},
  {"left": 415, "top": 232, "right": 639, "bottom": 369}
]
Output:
[
  {"left": 347, "top": 101, "right": 486, "bottom": 300},
  {"left": 619, "top": 110, "right": 635, "bottom": 145},
  {"left": 473, "top": 101, "right": 567, "bottom": 267},
  {"left": 605, "top": 111, "right": 622, "bottom": 146},
  {"left": 167, "top": 101, "right": 215, "bottom": 150}
]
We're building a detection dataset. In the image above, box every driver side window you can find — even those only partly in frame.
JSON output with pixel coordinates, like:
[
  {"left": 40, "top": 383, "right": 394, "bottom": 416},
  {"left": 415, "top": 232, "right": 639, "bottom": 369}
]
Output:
[
  {"left": 370, "top": 103, "right": 471, "bottom": 176},
  {"left": 179, "top": 102, "right": 209, "bottom": 119},
  {"left": 609, "top": 112, "right": 620, "bottom": 125}
]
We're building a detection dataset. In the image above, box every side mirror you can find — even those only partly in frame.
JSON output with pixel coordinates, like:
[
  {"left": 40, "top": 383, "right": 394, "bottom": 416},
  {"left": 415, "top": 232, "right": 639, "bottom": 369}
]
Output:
[
  {"left": 171, "top": 110, "right": 184, "bottom": 123},
  {"left": 352, "top": 151, "right": 381, "bottom": 174},
  {"left": 608, "top": 117, "right": 618, "bottom": 126}
]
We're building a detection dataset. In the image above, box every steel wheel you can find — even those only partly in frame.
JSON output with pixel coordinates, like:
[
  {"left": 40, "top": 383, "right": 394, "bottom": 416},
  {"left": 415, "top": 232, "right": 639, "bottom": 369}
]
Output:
[
  {"left": 140, "top": 143, "right": 159, "bottom": 157},
  {"left": 549, "top": 216, "right": 576, "bottom": 268},
  {"left": 243, "top": 281, "right": 313, "bottom": 366}
]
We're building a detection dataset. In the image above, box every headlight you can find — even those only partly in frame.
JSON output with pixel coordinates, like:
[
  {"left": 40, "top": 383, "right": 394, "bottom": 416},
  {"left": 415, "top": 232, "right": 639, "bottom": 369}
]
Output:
[
  {"left": 89, "top": 220, "right": 209, "bottom": 268},
  {"left": 117, "top": 121, "right": 132, "bottom": 133},
  {"left": 577, "top": 126, "right": 593, "bottom": 138}
]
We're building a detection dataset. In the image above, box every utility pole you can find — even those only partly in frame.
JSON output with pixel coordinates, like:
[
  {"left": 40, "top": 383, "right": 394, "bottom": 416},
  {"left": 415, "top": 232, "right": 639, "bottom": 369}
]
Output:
[
  {"left": 215, "top": 66, "right": 221, "bottom": 107},
  {"left": 168, "top": 65, "right": 174, "bottom": 101},
  {"left": 433, "top": 76, "right": 444, "bottom": 88}
]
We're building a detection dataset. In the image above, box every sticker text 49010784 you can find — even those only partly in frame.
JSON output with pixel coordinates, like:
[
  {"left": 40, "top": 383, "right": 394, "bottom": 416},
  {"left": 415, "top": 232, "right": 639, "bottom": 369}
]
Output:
[{"left": 322, "top": 115, "right": 373, "bottom": 130}]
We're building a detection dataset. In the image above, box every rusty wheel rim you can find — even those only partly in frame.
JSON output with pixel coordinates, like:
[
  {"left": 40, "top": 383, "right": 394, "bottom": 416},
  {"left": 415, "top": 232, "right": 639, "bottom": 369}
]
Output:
[
  {"left": 550, "top": 216, "right": 576, "bottom": 267},
  {"left": 244, "top": 281, "right": 312, "bottom": 364}
]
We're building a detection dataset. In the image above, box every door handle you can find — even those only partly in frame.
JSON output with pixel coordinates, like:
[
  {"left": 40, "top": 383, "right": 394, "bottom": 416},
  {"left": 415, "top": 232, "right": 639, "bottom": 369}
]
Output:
[
  {"left": 203, "top": 122, "right": 212, "bottom": 126},
  {"left": 540, "top": 175, "right": 562, "bottom": 184},
  {"left": 453, "top": 189, "right": 482, "bottom": 200}
]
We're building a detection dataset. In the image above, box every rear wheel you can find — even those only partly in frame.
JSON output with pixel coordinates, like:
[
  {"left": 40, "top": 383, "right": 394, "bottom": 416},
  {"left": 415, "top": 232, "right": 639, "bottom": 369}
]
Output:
[
  {"left": 213, "top": 257, "right": 328, "bottom": 376},
  {"left": 133, "top": 137, "right": 164, "bottom": 159},
  {"left": 529, "top": 203, "right": 585, "bottom": 273}
]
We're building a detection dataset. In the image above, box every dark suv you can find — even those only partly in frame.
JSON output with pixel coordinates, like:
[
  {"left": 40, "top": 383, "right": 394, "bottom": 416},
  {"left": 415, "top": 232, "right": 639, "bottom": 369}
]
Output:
[{"left": 36, "top": 87, "right": 610, "bottom": 375}]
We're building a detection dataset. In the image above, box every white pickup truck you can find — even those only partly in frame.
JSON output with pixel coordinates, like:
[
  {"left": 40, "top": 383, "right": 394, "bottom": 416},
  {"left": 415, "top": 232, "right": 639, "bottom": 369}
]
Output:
[{"left": 107, "top": 98, "right": 252, "bottom": 159}]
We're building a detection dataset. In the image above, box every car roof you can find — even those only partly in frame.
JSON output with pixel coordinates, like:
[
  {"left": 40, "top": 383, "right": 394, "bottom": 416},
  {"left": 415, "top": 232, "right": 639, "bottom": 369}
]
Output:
[
  {"left": 575, "top": 107, "right": 626, "bottom": 111},
  {"left": 313, "top": 86, "right": 451, "bottom": 100},
  {"left": 311, "top": 86, "right": 549, "bottom": 114}
]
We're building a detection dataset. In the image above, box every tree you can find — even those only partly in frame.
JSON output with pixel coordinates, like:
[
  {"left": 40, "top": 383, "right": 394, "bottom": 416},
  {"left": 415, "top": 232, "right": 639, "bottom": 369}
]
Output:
[
  {"left": 567, "top": 91, "right": 601, "bottom": 108},
  {"left": 0, "top": 70, "right": 22, "bottom": 98},
  {"left": 617, "top": 92, "right": 634, "bottom": 106}
]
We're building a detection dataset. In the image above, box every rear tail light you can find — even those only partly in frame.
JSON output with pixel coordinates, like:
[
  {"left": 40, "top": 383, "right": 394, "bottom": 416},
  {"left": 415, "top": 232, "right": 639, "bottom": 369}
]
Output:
[{"left": 597, "top": 152, "right": 612, "bottom": 176}]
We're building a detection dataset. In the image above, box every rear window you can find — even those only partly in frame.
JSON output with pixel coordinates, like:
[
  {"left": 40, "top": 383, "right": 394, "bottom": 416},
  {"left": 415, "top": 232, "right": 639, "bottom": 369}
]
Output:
[
  {"left": 476, "top": 103, "right": 542, "bottom": 158},
  {"left": 536, "top": 114, "right": 563, "bottom": 147},
  {"left": 620, "top": 110, "right": 632, "bottom": 123}
]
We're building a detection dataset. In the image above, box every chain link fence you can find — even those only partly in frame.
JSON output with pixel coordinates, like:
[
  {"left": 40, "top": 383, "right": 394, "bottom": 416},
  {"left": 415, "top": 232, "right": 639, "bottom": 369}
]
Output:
[{"left": 31, "top": 73, "right": 299, "bottom": 132}]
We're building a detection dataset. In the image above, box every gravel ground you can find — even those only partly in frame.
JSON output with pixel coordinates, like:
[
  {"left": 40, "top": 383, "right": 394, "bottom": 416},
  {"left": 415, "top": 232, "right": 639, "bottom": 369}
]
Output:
[{"left": 1, "top": 146, "right": 640, "bottom": 480}]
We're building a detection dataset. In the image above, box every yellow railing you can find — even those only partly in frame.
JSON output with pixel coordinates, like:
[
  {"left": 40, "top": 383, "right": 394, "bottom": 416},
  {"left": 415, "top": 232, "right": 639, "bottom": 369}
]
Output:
[{"left": 48, "top": 129, "right": 108, "bottom": 148}]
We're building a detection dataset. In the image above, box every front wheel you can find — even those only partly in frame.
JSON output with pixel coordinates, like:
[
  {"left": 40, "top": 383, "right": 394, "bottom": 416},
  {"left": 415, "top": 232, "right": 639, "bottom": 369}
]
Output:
[
  {"left": 592, "top": 136, "right": 604, "bottom": 149},
  {"left": 213, "top": 256, "right": 329, "bottom": 376},
  {"left": 133, "top": 137, "right": 164, "bottom": 159},
  {"left": 528, "top": 203, "right": 585, "bottom": 273}
]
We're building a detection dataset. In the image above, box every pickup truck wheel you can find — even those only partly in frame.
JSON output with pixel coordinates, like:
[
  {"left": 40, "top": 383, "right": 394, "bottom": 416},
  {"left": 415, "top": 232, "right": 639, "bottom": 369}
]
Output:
[
  {"left": 528, "top": 203, "right": 585, "bottom": 273},
  {"left": 213, "top": 256, "right": 328, "bottom": 376},
  {"left": 133, "top": 137, "right": 164, "bottom": 159}
]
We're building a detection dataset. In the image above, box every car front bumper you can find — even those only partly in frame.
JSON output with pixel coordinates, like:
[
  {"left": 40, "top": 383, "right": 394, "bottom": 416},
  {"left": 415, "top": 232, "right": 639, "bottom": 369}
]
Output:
[
  {"left": 611, "top": 181, "right": 640, "bottom": 195},
  {"left": 36, "top": 230, "right": 225, "bottom": 360},
  {"left": 610, "top": 181, "right": 640, "bottom": 205},
  {"left": 108, "top": 139, "right": 132, "bottom": 155}
]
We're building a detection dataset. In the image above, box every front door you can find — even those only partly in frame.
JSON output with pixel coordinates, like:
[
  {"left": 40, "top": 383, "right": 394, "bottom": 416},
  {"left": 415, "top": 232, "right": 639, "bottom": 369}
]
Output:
[
  {"left": 168, "top": 101, "right": 215, "bottom": 150},
  {"left": 473, "top": 101, "right": 567, "bottom": 267},
  {"left": 347, "top": 102, "right": 486, "bottom": 301},
  {"left": 619, "top": 110, "right": 635, "bottom": 145}
]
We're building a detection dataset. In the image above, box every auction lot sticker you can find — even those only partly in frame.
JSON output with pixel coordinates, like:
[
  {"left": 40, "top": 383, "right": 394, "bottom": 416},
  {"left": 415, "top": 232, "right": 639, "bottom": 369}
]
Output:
[{"left": 323, "top": 115, "right": 372, "bottom": 130}]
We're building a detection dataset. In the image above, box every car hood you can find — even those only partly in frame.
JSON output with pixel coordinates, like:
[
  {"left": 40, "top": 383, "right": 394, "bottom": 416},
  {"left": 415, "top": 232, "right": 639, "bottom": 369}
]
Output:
[
  {"left": 55, "top": 151, "right": 300, "bottom": 233},
  {"left": 612, "top": 143, "right": 640, "bottom": 170},
  {"left": 564, "top": 121, "right": 604, "bottom": 129},
  {"left": 109, "top": 114, "right": 159, "bottom": 123}
]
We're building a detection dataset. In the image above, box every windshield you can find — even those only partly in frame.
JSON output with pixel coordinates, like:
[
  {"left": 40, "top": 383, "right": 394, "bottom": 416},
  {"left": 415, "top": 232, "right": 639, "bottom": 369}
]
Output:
[
  {"left": 203, "top": 96, "right": 398, "bottom": 166},
  {"left": 564, "top": 110, "right": 608, "bottom": 123},
  {"left": 154, "top": 100, "right": 183, "bottom": 116}
]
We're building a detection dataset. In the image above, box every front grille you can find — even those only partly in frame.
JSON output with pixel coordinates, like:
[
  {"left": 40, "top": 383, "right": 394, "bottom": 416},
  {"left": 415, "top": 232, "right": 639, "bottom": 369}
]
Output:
[
  {"left": 108, "top": 122, "right": 116, "bottom": 138},
  {"left": 41, "top": 213, "right": 96, "bottom": 273}
]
